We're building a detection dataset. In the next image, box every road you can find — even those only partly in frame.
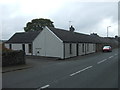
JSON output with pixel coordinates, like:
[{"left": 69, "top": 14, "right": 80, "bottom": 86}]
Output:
[{"left": 2, "top": 48, "right": 119, "bottom": 88}]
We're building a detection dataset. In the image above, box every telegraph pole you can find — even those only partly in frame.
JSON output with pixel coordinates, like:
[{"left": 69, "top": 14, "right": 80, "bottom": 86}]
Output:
[{"left": 107, "top": 26, "right": 111, "bottom": 37}]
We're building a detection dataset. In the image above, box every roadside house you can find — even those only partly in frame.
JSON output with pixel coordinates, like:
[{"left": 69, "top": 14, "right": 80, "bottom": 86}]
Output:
[
  {"left": 5, "top": 30, "right": 41, "bottom": 55},
  {"left": 5, "top": 26, "right": 118, "bottom": 59}
]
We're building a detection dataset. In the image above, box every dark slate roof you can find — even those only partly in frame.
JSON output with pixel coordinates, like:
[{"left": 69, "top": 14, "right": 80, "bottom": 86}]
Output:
[
  {"left": 48, "top": 27, "right": 112, "bottom": 44},
  {"left": 118, "top": 37, "right": 120, "bottom": 42},
  {"left": 6, "top": 27, "right": 118, "bottom": 44},
  {"left": 6, "top": 30, "right": 41, "bottom": 43},
  {"left": 48, "top": 27, "right": 93, "bottom": 43}
]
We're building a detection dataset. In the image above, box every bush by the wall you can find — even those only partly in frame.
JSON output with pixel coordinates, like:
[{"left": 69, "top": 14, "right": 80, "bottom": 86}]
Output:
[{"left": 2, "top": 50, "right": 26, "bottom": 67}]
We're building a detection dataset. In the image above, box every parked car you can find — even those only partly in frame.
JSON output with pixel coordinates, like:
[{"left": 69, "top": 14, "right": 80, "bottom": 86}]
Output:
[{"left": 102, "top": 46, "right": 112, "bottom": 52}]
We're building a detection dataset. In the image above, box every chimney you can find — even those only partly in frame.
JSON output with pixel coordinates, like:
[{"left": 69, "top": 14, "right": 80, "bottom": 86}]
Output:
[
  {"left": 90, "top": 33, "right": 99, "bottom": 37},
  {"left": 69, "top": 25, "right": 75, "bottom": 32},
  {"left": 115, "top": 35, "right": 118, "bottom": 38}
]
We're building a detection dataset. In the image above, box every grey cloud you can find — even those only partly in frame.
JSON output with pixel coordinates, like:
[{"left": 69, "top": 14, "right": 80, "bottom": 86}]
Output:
[
  {"left": 51, "top": 2, "right": 117, "bottom": 35},
  {"left": 1, "top": 2, "right": 118, "bottom": 39}
]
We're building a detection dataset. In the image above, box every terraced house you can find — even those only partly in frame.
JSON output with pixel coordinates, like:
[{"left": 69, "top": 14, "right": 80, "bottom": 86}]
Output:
[{"left": 5, "top": 26, "right": 118, "bottom": 59}]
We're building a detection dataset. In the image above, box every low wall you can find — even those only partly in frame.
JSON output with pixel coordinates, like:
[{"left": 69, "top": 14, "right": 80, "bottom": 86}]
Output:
[{"left": 2, "top": 50, "right": 26, "bottom": 67}]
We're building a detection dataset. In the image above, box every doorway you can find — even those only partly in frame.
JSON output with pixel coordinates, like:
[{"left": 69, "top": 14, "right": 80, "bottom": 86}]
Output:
[{"left": 76, "top": 43, "right": 79, "bottom": 56}]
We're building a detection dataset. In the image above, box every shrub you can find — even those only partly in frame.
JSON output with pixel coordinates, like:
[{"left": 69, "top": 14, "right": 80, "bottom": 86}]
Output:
[{"left": 2, "top": 43, "right": 12, "bottom": 52}]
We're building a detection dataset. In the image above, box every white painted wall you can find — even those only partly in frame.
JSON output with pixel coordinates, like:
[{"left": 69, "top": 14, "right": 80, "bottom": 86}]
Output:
[
  {"left": 5, "top": 44, "right": 9, "bottom": 49},
  {"left": 33, "top": 27, "right": 63, "bottom": 58},
  {"left": 85, "top": 43, "right": 96, "bottom": 54},
  {"left": 5, "top": 43, "right": 32, "bottom": 55},
  {"left": 90, "top": 43, "right": 95, "bottom": 53},
  {"left": 78, "top": 43, "right": 86, "bottom": 55},
  {"left": 78, "top": 43, "right": 85, "bottom": 55},
  {"left": 64, "top": 43, "right": 96, "bottom": 58},
  {"left": 33, "top": 31, "right": 44, "bottom": 56},
  {"left": 12, "top": 44, "right": 22, "bottom": 50},
  {"left": 25, "top": 44, "right": 32, "bottom": 55},
  {"left": 64, "top": 43, "right": 76, "bottom": 58}
]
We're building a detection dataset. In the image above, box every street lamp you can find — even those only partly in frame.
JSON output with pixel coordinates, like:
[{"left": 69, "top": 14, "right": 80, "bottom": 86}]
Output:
[{"left": 107, "top": 26, "right": 111, "bottom": 37}]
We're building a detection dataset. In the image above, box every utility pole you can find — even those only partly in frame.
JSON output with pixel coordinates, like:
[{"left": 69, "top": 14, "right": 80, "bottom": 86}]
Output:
[{"left": 107, "top": 26, "right": 111, "bottom": 37}]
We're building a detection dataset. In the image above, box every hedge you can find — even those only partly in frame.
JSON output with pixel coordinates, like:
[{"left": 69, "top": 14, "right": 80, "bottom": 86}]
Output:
[{"left": 2, "top": 50, "right": 26, "bottom": 67}]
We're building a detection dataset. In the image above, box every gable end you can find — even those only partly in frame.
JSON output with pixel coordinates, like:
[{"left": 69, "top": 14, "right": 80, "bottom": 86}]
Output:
[{"left": 46, "top": 27, "right": 63, "bottom": 43}]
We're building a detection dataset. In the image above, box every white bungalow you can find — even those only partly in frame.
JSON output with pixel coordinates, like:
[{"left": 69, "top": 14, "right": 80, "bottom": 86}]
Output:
[{"left": 5, "top": 26, "right": 96, "bottom": 59}]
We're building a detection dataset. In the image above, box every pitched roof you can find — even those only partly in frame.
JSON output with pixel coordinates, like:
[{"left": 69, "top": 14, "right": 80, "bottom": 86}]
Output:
[
  {"left": 48, "top": 27, "right": 111, "bottom": 44},
  {"left": 117, "top": 37, "right": 120, "bottom": 42},
  {"left": 6, "top": 30, "right": 41, "bottom": 43},
  {"left": 6, "top": 27, "right": 118, "bottom": 44}
]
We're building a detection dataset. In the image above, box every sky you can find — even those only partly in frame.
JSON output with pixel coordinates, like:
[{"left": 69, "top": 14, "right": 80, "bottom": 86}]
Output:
[{"left": 0, "top": 0, "right": 119, "bottom": 40}]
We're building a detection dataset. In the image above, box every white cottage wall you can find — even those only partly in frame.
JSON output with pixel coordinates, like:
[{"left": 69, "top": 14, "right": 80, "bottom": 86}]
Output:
[
  {"left": 85, "top": 43, "right": 94, "bottom": 54},
  {"left": 12, "top": 44, "right": 22, "bottom": 50},
  {"left": 78, "top": 43, "right": 84, "bottom": 55},
  {"left": 89, "top": 44, "right": 96, "bottom": 53},
  {"left": 5, "top": 44, "right": 9, "bottom": 49},
  {"left": 64, "top": 43, "right": 96, "bottom": 59},
  {"left": 5, "top": 43, "right": 31, "bottom": 55},
  {"left": 64, "top": 43, "right": 76, "bottom": 58},
  {"left": 33, "top": 27, "right": 63, "bottom": 58},
  {"left": 25, "top": 44, "right": 32, "bottom": 55},
  {"left": 33, "top": 30, "right": 45, "bottom": 56}
]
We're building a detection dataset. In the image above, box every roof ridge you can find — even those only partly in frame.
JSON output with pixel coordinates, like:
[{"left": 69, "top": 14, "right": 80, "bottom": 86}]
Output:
[{"left": 49, "top": 27, "right": 91, "bottom": 36}]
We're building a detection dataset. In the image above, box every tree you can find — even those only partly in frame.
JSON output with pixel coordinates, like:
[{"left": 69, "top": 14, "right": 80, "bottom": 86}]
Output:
[{"left": 24, "top": 18, "right": 54, "bottom": 32}]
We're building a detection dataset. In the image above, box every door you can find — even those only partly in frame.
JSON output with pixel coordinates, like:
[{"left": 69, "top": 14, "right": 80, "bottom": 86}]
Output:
[
  {"left": 22, "top": 44, "right": 25, "bottom": 51},
  {"left": 76, "top": 43, "right": 79, "bottom": 56},
  {"left": 85, "top": 43, "right": 87, "bottom": 54}
]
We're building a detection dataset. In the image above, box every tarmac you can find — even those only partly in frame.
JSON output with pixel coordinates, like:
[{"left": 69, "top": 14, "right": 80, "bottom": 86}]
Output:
[{"left": 2, "top": 55, "right": 58, "bottom": 73}]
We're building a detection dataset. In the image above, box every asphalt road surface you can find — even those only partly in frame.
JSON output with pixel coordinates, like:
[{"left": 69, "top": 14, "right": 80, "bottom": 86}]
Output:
[{"left": 2, "top": 48, "right": 119, "bottom": 88}]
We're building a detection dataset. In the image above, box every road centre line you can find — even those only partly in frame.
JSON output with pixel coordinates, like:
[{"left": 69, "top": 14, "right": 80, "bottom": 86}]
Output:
[
  {"left": 70, "top": 66, "right": 93, "bottom": 76},
  {"left": 97, "top": 59, "right": 107, "bottom": 64},
  {"left": 40, "top": 85, "right": 50, "bottom": 89},
  {"left": 108, "top": 56, "right": 114, "bottom": 59}
]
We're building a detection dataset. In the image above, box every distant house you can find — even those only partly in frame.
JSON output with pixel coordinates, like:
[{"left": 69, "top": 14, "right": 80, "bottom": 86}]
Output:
[
  {"left": 5, "top": 26, "right": 118, "bottom": 59},
  {"left": 5, "top": 31, "right": 41, "bottom": 55}
]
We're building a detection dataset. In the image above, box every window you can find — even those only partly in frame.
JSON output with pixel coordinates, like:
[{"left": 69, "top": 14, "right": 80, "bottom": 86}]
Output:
[
  {"left": 82, "top": 43, "right": 84, "bottom": 52},
  {"left": 28, "top": 44, "right": 32, "bottom": 53},
  {"left": 70, "top": 43, "right": 72, "bottom": 54},
  {"left": 22, "top": 44, "right": 25, "bottom": 51},
  {"left": 9, "top": 44, "right": 12, "bottom": 49}
]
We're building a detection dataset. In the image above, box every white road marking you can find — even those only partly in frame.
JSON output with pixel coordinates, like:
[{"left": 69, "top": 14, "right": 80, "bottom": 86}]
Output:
[
  {"left": 97, "top": 59, "right": 107, "bottom": 64},
  {"left": 70, "top": 66, "right": 93, "bottom": 76},
  {"left": 41, "top": 85, "right": 50, "bottom": 89},
  {"left": 108, "top": 56, "right": 113, "bottom": 59},
  {"left": 114, "top": 54, "right": 117, "bottom": 56}
]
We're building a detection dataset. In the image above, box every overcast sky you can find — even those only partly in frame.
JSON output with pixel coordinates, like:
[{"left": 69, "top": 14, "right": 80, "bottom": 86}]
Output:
[{"left": 1, "top": 0, "right": 119, "bottom": 40}]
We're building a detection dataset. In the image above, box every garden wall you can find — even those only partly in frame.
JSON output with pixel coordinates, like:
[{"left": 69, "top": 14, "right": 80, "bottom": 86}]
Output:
[{"left": 2, "top": 50, "right": 26, "bottom": 67}]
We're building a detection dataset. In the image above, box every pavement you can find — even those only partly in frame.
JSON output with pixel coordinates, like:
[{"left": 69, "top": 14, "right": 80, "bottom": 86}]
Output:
[
  {"left": 2, "top": 48, "right": 119, "bottom": 88},
  {"left": 2, "top": 64, "right": 33, "bottom": 73},
  {"left": 2, "top": 56, "right": 58, "bottom": 73}
]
